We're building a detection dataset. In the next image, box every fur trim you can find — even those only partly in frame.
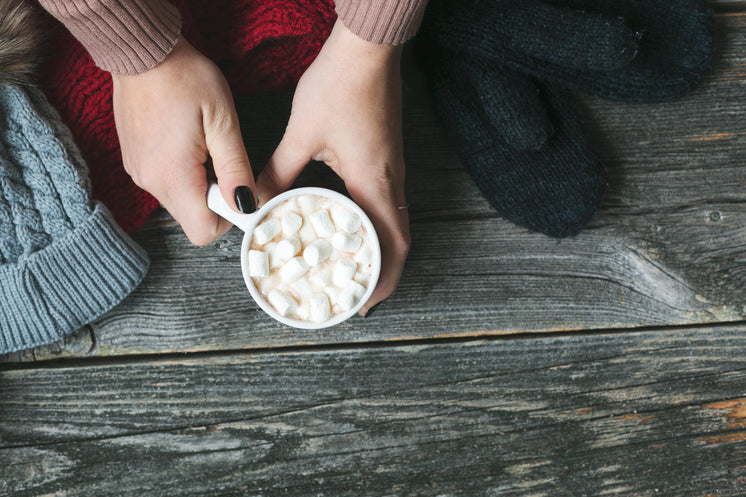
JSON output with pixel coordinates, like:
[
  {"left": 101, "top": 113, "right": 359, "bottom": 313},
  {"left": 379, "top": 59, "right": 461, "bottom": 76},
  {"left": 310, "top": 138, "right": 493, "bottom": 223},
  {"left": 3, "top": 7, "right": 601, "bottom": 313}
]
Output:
[{"left": 0, "top": 0, "right": 41, "bottom": 85}]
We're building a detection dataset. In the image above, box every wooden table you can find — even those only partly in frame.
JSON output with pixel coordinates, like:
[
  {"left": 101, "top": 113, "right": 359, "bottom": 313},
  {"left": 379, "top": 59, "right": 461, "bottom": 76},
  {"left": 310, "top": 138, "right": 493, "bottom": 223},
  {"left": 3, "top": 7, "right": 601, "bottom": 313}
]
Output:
[{"left": 2, "top": 4, "right": 746, "bottom": 496}]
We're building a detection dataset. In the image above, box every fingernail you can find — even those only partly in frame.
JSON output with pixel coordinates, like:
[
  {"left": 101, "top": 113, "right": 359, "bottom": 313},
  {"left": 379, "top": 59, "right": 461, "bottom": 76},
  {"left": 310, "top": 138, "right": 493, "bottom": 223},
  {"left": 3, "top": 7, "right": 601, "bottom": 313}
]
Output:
[
  {"left": 234, "top": 186, "right": 257, "bottom": 214},
  {"left": 362, "top": 302, "right": 381, "bottom": 318}
]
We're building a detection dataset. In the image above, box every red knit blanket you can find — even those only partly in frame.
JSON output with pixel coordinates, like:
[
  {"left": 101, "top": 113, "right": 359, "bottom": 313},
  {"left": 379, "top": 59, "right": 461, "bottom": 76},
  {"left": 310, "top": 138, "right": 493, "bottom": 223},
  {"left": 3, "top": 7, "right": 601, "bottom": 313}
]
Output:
[{"left": 40, "top": 0, "right": 336, "bottom": 233}]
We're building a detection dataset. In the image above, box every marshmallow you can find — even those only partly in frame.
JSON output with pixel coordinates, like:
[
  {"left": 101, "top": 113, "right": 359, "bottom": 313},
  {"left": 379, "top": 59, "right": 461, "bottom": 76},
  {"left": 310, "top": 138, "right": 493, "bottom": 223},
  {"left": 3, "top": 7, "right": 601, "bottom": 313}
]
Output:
[
  {"left": 259, "top": 274, "right": 280, "bottom": 295},
  {"left": 333, "top": 259, "right": 357, "bottom": 287},
  {"left": 253, "top": 219, "right": 281, "bottom": 245},
  {"left": 310, "top": 209, "right": 336, "bottom": 238},
  {"left": 309, "top": 265, "right": 332, "bottom": 288},
  {"left": 303, "top": 239, "right": 332, "bottom": 266},
  {"left": 268, "top": 289, "right": 298, "bottom": 317},
  {"left": 281, "top": 197, "right": 298, "bottom": 212},
  {"left": 331, "top": 206, "right": 361, "bottom": 233},
  {"left": 264, "top": 242, "right": 283, "bottom": 269},
  {"left": 309, "top": 293, "right": 332, "bottom": 323},
  {"left": 280, "top": 256, "right": 309, "bottom": 283},
  {"left": 331, "top": 232, "right": 362, "bottom": 252},
  {"left": 297, "top": 194, "right": 317, "bottom": 214},
  {"left": 298, "top": 217, "right": 318, "bottom": 243},
  {"left": 296, "top": 301, "right": 311, "bottom": 321},
  {"left": 248, "top": 250, "right": 269, "bottom": 278},
  {"left": 281, "top": 212, "right": 303, "bottom": 236},
  {"left": 324, "top": 286, "right": 340, "bottom": 306},
  {"left": 338, "top": 280, "right": 366, "bottom": 311},
  {"left": 354, "top": 240, "right": 373, "bottom": 267},
  {"left": 291, "top": 277, "right": 313, "bottom": 300},
  {"left": 353, "top": 271, "right": 369, "bottom": 287},
  {"left": 276, "top": 236, "right": 301, "bottom": 261}
]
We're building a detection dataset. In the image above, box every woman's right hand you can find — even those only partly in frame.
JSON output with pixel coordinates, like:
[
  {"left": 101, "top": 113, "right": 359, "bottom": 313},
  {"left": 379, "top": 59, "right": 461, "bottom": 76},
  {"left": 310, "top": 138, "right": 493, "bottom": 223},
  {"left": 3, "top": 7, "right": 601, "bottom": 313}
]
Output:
[{"left": 112, "top": 36, "right": 257, "bottom": 246}]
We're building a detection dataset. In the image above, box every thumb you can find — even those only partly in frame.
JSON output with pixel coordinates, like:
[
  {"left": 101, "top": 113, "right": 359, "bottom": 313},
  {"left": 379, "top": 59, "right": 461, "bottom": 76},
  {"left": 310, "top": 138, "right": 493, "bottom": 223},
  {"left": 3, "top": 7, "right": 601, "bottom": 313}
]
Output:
[
  {"left": 461, "top": 54, "right": 553, "bottom": 151},
  {"left": 255, "top": 132, "right": 311, "bottom": 204},
  {"left": 205, "top": 103, "right": 257, "bottom": 214}
]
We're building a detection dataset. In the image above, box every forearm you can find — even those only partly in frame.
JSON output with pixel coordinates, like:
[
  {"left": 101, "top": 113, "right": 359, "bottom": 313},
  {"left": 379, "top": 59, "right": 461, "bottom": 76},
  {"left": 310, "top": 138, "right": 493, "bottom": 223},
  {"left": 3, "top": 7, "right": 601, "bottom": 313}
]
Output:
[
  {"left": 335, "top": 0, "right": 429, "bottom": 45},
  {"left": 38, "top": 0, "right": 181, "bottom": 74}
]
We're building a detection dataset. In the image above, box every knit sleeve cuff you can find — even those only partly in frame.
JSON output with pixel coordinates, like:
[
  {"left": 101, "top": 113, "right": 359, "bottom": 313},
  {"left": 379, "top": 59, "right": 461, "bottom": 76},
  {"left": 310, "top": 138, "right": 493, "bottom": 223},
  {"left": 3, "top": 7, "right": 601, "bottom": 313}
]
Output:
[
  {"left": 0, "top": 204, "right": 150, "bottom": 354},
  {"left": 335, "top": 0, "right": 429, "bottom": 45},
  {"left": 38, "top": 0, "right": 182, "bottom": 75}
]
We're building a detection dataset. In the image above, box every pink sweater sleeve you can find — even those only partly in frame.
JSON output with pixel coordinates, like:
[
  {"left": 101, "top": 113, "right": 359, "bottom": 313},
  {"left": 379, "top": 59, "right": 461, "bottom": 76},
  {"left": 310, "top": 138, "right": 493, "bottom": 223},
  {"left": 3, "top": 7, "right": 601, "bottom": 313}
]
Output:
[
  {"left": 39, "top": 0, "right": 425, "bottom": 75},
  {"left": 38, "top": 0, "right": 181, "bottom": 75},
  {"left": 335, "top": 0, "right": 430, "bottom": 45}
]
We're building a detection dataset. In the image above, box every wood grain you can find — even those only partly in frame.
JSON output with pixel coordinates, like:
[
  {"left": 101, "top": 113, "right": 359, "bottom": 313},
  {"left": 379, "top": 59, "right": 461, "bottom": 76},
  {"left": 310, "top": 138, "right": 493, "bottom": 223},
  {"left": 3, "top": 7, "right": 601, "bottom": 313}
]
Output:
[
  {"left": 3, "top": 14, "right": 745, "bottom": 362},
  {"left": 2, "top": 325, "right": 746, "bottom": 496},
  {"left": 713, "top": 0, "right": 746, "bottom": 10}
]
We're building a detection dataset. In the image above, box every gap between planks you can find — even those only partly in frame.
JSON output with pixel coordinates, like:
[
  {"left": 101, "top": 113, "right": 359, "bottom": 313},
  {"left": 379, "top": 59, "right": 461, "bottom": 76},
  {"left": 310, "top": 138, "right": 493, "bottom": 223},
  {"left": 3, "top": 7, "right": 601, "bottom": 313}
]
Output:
[{"left": 2, "top": 319, "right": 744, "bottom": 372}]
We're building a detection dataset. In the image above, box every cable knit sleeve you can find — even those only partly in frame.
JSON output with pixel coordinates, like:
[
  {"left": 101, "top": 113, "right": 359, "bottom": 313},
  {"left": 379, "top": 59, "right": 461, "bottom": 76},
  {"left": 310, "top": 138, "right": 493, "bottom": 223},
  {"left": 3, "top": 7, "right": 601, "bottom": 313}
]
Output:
[
  {"left": 335, "top": 0, "right": 429, "bottom": 45},
  {"left": 38, "top": 0, "right": 181, "bottom": 75}
]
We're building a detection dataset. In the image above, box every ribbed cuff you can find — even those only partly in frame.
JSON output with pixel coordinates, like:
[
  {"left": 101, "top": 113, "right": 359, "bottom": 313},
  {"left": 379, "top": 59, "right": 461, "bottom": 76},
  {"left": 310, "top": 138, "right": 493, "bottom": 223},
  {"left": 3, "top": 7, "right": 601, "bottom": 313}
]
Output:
[
  {"left": 0, "top": 203, "right": 149, "bottom": 354},
  {"left": 335, "top": 0, "right": 429, "bottom": 45},
  {"left": 38, "top": 0, "right": 181, "bottom": 75}
]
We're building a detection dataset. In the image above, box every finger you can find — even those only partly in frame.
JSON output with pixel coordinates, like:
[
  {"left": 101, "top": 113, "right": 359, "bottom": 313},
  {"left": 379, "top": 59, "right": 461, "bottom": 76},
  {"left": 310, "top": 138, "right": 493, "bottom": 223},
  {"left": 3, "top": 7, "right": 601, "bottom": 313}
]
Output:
[
  {"left": 204, "top": 99, "right": 257, "bottom": 214},
  {"left": 344, "top": 165, "right": 410, "bottom": 315},
  {"left": 157, "top": 161, "right": 233, "bottom": 246},
  {"left": 255, "top": 131, "right": 311, "bottom": 204}
]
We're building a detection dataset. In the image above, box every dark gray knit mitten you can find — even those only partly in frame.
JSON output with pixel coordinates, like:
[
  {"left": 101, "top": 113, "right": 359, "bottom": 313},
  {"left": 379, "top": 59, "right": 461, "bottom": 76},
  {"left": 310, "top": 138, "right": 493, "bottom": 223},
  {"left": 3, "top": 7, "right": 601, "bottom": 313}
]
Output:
[
  {"left": 416, "top": 0, "right": 714, "bottom": 236},
  {"left": 0, "top": 86, "right": 149, "bottom": 354},
  {"left": 420, "top": 0, "right": 714, "bottom": 102},
  {"left": 419, "top": 47, "right": 605, "bottom": 237}
]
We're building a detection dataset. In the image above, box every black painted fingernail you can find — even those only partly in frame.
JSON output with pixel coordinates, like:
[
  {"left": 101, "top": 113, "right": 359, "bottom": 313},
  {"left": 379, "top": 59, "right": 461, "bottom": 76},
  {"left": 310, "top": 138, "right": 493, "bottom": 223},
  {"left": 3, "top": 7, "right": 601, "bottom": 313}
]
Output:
[
  {"left": 363, "top": 302, "right": 381, "bottom": 318},
  {"left": 234, "top": 186, "right": 256, "bottom": 214}
]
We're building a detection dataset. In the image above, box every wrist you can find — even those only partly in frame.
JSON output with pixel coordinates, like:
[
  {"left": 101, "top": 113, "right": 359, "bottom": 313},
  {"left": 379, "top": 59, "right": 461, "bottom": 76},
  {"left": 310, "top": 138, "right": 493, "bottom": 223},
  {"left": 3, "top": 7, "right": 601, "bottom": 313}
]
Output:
[
  {"left": 325, "top": 19, "right": 402, "bottom": 68},
  {"left": 112, "top": 37, "right": 196, "bottom": 86}
]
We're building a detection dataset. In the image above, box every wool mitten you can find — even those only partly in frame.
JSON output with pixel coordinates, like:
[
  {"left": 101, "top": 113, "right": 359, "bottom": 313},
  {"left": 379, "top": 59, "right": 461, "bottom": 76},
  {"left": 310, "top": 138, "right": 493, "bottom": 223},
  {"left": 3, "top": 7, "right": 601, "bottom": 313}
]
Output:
[
  {"left": 418, "top": 45, "right": 605, "bottom": 237},
  {"left": 420, "top": 0, "right": 714, "bottom": 102},
  {"left": 0, "top": 86, "right": 150, "bottom": 354}
]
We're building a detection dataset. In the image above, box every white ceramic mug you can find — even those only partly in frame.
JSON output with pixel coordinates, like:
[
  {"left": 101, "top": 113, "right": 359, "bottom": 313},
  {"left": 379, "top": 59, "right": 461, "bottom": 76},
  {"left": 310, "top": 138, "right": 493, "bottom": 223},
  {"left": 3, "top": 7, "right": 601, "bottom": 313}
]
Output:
[{"left": 206, "top": 183, "right": 381, "bottom": 329}]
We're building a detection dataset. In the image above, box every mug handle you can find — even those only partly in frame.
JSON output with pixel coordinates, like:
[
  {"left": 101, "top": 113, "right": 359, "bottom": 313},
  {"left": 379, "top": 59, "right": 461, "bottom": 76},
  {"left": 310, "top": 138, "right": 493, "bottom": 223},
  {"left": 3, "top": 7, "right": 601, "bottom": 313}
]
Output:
[{"left": 206, "top": 183, "right": 257, "bottom": 232}]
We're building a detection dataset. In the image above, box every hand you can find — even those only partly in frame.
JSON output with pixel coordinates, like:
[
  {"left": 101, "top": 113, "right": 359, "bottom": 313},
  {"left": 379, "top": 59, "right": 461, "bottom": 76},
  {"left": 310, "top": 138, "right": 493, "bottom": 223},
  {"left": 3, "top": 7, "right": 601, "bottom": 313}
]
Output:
[
  {"left": 255, "top": 20, "right": 411, "bottom": 315},
  {"left": 112, "top": 36, "right": 256, "bottom": 246}
]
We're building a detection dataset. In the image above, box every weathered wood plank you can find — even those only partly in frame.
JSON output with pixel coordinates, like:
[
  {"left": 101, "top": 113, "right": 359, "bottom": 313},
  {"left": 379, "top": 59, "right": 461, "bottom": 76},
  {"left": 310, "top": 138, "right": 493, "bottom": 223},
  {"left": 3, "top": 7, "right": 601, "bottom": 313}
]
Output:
[
  {"left": 2, "top": 325, "right": 746, "bottom": 496},
  {"left": 3, "top": 14, "right": 745, "bottom": 362},
  {"left": 712, "top": 0, "right": 746, "bottom": 10}
]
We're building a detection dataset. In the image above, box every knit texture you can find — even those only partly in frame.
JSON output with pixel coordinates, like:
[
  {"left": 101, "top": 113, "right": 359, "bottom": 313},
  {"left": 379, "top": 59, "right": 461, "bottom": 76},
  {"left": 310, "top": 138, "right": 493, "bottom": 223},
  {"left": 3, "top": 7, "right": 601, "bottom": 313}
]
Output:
[
  {"left": 419, "top": 0, "right": 715, "bottom": 102},
  {"left": 39, "top": 0, "right": 337, "bottom": 233},
  {"left": 416, "top": 0, "right": 714, "bottom": 236},
  {"left": 335, "top": 0, "right": 429, "bottom": 45},
  {"left": 0, "top": 85, "right": 149, "bottom": 354},
  {"left": 419, "top": 47, "right": 604, "bottom": 237},
  {"left": 38, "top": 0, "right": 182, "bottom": 75}
]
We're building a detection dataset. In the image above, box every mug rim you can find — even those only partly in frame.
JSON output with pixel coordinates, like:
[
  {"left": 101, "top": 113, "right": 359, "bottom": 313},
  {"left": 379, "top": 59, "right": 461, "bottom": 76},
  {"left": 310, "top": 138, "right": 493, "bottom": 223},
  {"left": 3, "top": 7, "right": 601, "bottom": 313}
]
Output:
[{"left": 240, "top": 187, "right": 381, "bottom": 329}]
